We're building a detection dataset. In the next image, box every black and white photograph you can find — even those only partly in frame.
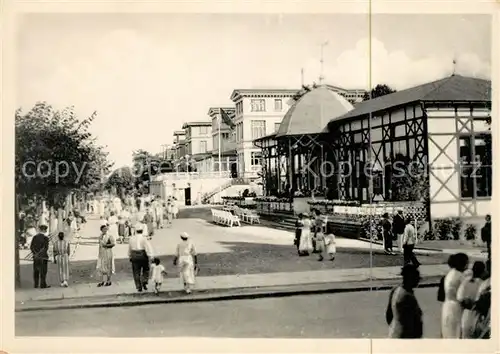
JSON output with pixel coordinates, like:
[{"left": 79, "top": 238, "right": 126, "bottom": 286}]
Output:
[{"left": 3, "top": 1, "right": 496, "bottom": 350}]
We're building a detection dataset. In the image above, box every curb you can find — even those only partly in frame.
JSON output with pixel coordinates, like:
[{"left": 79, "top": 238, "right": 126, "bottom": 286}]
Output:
[
  {"left": 15, "top": 277, "right": 441, "bottom": 313},
  {"left": 357, "top": 238, "right": 444, "bottom": 252}
]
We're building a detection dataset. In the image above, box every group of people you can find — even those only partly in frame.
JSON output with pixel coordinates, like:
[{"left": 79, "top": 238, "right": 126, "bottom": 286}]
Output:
[
  {"left": 294, "top": 209, "right": 336, "bottom": 261},
  {"left": 93, "top": 194, "right": 197, "bottom": 294},
  {"left": 386, "top": 255, "right": 491, "bottom": 339},
  {"left": 95, "top": 220, "right": 198, "bottom": 295}
]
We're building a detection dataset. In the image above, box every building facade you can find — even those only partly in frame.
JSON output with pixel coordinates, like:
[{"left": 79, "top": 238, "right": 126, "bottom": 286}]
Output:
[
  {"left": 255, "top": 75, "right": 492, "bottom": 220},
  {"left": 230, "top": 89, "right": 298, "bottom": 179}
]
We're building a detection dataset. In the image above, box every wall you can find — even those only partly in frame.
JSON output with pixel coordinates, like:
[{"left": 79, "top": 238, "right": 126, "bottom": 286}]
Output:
[
  {"left": 233, "top": 95, "right": 293, "bottom": 177},
  {"left": 426, "top": 105, "right": 491, "bottom": 219},
  {"left": 185, "top": 125, "right": 212, "bottom": 155}
]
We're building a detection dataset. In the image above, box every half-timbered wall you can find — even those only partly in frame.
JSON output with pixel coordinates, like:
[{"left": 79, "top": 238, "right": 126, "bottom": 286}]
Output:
[
  {"left": 331, "top": 104, "right": 426, "bottom": 203},
  {"left": 426, "top": 105, "right": 491, "bottom": 219}
]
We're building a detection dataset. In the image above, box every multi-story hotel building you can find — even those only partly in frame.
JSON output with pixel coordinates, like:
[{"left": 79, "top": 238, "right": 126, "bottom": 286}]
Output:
[
  {"left": 230, "top": 88, "right": 298, "bottom": 179},
  {"left": 182, "top": 121, "right": 213, "bottom": 171}
]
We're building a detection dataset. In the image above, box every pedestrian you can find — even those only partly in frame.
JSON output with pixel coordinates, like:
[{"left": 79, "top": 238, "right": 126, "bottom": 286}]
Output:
[
  {"left": 96, "top": 225, "right": 116, "bottom": 287},
  {"left": 402, "top": 217, "right": 420, "bottom": 267},
  {"left": 381, "top": 212, "right": 394, "bottom": 255},
  {"left": 165, "top": 201, "right": 173, "bottom": 227},
  {"left": 458, "top": 261, "right": 485, "bottom": 338},
  {"left": 312, "top": 209, "right": 323, "bottom": 253},
  {"left": 155, "top": 200, "right": 164, "bottom": 229},
  {"left": 481, "top": 214, "right": 491, "bottom": 262},
  {"left": 470, "top": 260, "right": 491, "bottom": 338},
  {"left": 172, "top": 197, "right": 179, "bottom": 219},
  {"left": 294, "top": 214, "right": 303, "bottom": 254},
  {"left": 386, "top": 264, "right": 423, "bottom": 338},
  {"left": 392, "top": 210, "right": 405, "bottom": 253},
  {"left": 128, "top": 223, "right": 153, "bottom": 292},
  {"left": 30, "top": 224, "right": 50, "bottom": 289},
  {"left": 323, "top": 223, "right": 337, "bottom": 261},
  {"left": 117, "top": 215, "right": 126, "bottom": 243},
  {"left": 107, "top": 211, "right": 119, "bottom": 242},
  {"left": 53, "top": 231, "right": 70, "bottom": 287},
  {"left": 150, "top": 257, "right": 166, "bottom": 295},
  {"left": 143, "top": 209, "right": 155, "bottom": 239},
  {"left": 297, "top": 213, "right": 313, "bottom": 256},
  {"left": 173, "top": 232, "right": 198, "bottom": 294},
  {"left": 441, "top": 252, "right": 469, "bottom": 338}
]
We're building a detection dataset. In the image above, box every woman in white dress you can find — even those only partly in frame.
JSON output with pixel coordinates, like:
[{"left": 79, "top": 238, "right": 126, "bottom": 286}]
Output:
[
  {"left": 172, "top": 198, "right": 179, "bottom": 219},
  {"left": 298, "top": 213, "right": 313, "bottom": 256},
  {"left": 457, "top": 261, "right": 485, "bottom": 338},
  {"left": 441, "top": 253, "right": 469, "bottom": 338},
  {"left": 107, "top": 211, "right": 119, "bottom": 242},
  {"left": 173, "top": 232, "right": 198, "bottom": 294}
]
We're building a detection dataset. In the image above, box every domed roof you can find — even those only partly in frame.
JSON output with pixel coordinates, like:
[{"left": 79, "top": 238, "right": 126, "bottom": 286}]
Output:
[{"left": 276, "top": 86, "right": 354, "bottom": 138}]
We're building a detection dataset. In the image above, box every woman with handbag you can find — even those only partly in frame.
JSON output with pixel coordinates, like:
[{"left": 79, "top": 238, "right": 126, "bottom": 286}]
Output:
[{"left": 96, "top": 225, "right": 116, "bottom": 287}]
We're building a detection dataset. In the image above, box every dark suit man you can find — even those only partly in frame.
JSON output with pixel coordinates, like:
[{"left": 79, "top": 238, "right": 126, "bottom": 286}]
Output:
[
  {"left": 30, "top": 225, "right": 50, "bottom": 288},
  {"left": 481, "top": 214, "right": 491, "bottom": 262}
]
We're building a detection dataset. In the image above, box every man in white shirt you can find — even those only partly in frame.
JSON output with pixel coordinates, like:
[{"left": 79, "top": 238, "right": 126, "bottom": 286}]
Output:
[
  {"left": 402, "top": 217, "right": 421, "bottom": 268},
  {"left": 128, "top": 223, "right": 154, "bottom": 292}
]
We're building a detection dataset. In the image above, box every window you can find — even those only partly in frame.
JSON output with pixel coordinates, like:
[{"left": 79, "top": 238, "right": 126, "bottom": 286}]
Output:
[
  {"left": 212, "top": 136, "right": 217, "bottom": 150},
  {"left": 236, "top": 101, "right": 243, "bottom": 115},
  {"left": 460, "top": 134, "right": 492, "bottom": 198},
  {"left": 251, "top": 152, "right": 262, "bottom": 171},
  {"left": 275, "top": 122, "right": 281, "bottom": 132},
  {"left": 274, "top": 99, "right": 282, "bottom": 111},
  {"left": 199, "top": 140, "right": 207, "bottom": 153},
  {"left": 199, "top": 126, "right": 209, "bottom": 135},
  {"left": 251, "top": 120, "right": 266, "bottom": 140},
  {"left": 251, "top": 99, "right": 266, "bottom": 112},
  {"left": 236, "top": 123, "right": 244, "bottom": 142}
]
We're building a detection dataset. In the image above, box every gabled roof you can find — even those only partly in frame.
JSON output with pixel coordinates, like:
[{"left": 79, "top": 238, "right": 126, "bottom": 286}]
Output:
[
  {"left": 182, "top": 121, "right": 212, "bottom": 129},
  {"left": 329, "top": 75, "right": 491, "bottom": 123},
  {"left": 276, "top": 86, "right": 353, "bottom": 137},
  {"left": 230, "top": 88, "right": 299, "bottom": 102}
]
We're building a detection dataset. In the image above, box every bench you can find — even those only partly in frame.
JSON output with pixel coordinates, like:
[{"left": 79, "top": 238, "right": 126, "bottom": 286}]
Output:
[
  {"left": 234, "top": 207, "right": 260, "bottom": 224},
  {"left": 211, "top": 209, "right": 241, "bottom": 227}
]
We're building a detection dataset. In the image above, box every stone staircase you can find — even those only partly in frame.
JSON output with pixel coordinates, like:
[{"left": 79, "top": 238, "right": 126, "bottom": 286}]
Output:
[{"left": 201, "top": 178, "right": 255, "bottom": 204}]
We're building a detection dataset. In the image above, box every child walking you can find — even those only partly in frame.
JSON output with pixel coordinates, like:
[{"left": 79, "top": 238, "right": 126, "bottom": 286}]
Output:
[{"left": 150, "top": 258, "right": 166, "bottom": 295}]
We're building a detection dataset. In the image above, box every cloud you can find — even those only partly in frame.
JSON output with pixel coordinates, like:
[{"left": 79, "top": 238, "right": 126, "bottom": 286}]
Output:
[{"left": 302, "top": 37, "right": 491, "bottom": 90}]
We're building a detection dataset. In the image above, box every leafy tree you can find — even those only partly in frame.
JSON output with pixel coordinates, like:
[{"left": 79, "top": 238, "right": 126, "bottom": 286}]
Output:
[
  {"left": 105, "top": 166, "right": 135, "bottom": 201},
  {"left": 363, "top": 84, "right": 397, "bottom": 101},
  {"left": 15, "top": 102, "right": 111, "bottom": 209}
]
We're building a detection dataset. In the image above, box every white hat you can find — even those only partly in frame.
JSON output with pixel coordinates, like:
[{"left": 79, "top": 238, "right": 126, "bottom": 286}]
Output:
[
  {"left": 180, "top": 232, "right": 189, "bottom": 240},
  {"left": 135, "top": 222, "right": 144, "bottom": 232}
]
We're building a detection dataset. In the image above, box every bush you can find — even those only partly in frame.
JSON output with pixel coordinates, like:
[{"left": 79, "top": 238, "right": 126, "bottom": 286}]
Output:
[
  {"left": 242, "top": 189, "right": 250, "bottom": 197},
  {"left": 465, "top": 224, "right": 477, "bottom": 241},
  {"left": 433, "top": 217, "right": 463, "bottom": 240}
]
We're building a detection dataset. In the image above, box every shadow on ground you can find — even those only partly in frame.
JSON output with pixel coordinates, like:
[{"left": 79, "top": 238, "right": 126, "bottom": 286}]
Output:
[{"left": 19, "top": 240, "right": 448, "bottom": 288}]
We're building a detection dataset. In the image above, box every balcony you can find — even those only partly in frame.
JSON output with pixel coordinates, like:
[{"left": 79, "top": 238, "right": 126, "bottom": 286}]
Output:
[{"left": 153, "top": 171, "right": 231, "bottom": 181}]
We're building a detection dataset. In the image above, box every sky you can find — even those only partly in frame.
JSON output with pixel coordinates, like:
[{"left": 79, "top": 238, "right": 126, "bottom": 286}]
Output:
[{"left": 17, "top": 13, "right": 492, "bottom": 168}]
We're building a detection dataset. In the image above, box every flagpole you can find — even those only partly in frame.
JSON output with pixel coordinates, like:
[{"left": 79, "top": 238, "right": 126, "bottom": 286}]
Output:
[{"left": 218, "top": 110, "right": 222, "bottom": 177}]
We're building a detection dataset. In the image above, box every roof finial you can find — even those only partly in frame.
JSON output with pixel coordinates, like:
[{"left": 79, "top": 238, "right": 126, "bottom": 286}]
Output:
[
  {"left": 452, "top": 57, "right": 457, "bottom": 76},
  {"left": 301, "top": 68, "right": 304, "bottom": 87},
  {"left": 319, "top": 41, "right": 329, "bottom": 84}
]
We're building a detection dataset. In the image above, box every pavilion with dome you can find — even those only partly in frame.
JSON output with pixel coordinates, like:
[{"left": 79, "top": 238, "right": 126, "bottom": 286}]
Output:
[{"left": 254, "top": 75, "right": 492, "bottom": 220}]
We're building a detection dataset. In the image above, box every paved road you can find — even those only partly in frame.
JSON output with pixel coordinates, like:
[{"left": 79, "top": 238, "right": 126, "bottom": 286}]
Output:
[{"left": 16, "top": 287, "right": 441, "bottom": 338}]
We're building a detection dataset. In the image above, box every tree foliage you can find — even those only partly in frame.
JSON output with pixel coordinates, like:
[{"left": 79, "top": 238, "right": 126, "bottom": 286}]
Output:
[
  {"left": 15, "top": 102, "right": 112, "bottom": 208},
  {"left": 105, "top": 166, "right": 135, "bottom": 200},
  {"left": 363, "top": 84, "right": 397, "bottom": 101}
]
